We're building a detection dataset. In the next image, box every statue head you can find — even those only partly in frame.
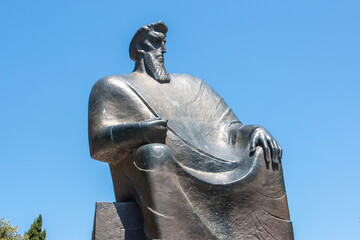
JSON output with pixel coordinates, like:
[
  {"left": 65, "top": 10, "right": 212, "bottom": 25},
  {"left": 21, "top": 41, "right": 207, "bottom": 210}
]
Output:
[{"left": 129, "top": 21, "right": 170, "bottom": 83}]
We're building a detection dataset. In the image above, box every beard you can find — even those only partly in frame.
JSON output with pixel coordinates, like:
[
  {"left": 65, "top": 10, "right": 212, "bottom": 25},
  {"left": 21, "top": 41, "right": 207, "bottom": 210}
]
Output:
[{"left": 144, "top": 52, "right": 171, "bottom": 83}]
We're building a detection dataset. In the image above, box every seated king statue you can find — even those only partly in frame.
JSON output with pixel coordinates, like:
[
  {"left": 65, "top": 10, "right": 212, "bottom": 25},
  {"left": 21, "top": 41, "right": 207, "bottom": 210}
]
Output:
[{"left": 88, "top": 21, "right": 294, "bottom": 239}]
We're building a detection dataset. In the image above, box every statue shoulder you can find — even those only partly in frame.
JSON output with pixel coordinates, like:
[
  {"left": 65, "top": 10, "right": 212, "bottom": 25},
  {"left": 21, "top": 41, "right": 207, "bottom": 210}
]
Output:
[
  {"left": 170, "top": 73, "right": 204, "bottom": 84},
  {"left": 170, "top": 73, "right": 215, "bottom": 92},
  {"left": 90, "top": 74, "right": 135, "bottom": 98},
  {"left": 91, "top": 74, "right": 132, "bottom": 91}
]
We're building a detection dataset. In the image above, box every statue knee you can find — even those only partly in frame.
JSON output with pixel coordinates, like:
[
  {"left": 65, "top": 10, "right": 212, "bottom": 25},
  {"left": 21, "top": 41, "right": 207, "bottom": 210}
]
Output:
[{"left": 135, "top": 143, "right": 174, "bottom": 170}]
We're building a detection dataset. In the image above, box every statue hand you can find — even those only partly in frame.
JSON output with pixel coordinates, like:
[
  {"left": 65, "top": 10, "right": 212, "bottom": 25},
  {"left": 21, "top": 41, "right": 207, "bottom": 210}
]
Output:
[
  {"left": 249, "top": 127, "right": 282, "bottom": 164},
  {"left": 140, "top": 118, "right": 168, "bottom": 144}
]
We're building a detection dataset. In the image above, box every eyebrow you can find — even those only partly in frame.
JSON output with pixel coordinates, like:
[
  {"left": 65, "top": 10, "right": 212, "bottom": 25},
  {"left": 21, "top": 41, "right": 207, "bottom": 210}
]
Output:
[{"left": 148, "top": 32, "right": 165, "bottom": 40}]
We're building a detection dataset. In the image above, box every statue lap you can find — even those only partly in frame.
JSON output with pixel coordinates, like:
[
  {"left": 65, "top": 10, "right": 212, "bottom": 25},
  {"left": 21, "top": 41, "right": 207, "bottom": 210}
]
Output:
[{"left": 107, "top": 143, "right": 293, "bottom": 239}]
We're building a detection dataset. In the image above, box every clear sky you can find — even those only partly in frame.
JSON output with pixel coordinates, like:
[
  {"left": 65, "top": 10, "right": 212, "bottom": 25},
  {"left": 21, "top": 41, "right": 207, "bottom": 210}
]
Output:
[{"left": 1, "top": 0, "right": 359, "bottom": 239}]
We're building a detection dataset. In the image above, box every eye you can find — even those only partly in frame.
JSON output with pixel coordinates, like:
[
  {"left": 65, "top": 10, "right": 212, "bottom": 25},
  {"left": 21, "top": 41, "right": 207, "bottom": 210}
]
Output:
[{"left": 153, "top": 38, "right": 161, "bottom": 44}]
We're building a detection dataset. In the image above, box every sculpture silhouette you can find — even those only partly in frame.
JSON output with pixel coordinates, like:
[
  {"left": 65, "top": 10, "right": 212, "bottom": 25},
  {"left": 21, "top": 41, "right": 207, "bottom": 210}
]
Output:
[{"left": 89, "top": 21, "right": 293, "bottom": 239}]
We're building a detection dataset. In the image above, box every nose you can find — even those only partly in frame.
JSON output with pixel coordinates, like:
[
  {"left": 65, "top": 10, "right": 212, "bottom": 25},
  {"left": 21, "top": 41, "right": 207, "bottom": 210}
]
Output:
[{"left": 161, "top": 42, "right": 166, "bottom": 53}]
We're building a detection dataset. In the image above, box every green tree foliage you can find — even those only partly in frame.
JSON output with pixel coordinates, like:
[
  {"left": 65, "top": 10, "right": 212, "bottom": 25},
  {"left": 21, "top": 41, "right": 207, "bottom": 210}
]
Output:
[
  {"left": 24, "top": 215, "right": 46, "bottom": 240},
  {"left": 0, "top": 217, "right": 23, "bottom": 240}
]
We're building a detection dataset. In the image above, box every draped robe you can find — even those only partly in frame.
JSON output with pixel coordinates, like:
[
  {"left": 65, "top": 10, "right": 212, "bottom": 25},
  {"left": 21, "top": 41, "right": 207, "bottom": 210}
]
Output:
[{"left": 88, "top": 72, "right": 294, "bottom": 239}]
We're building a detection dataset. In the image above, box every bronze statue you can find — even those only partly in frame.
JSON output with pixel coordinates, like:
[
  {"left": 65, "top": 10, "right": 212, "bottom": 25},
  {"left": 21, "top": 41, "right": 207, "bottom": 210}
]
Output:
[{"left": 89, "top": 21, "right": 293, "bottom": 239}]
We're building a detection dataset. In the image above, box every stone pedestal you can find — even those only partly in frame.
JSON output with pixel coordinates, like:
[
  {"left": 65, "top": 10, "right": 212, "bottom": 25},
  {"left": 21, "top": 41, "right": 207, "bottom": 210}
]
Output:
[{"left": 92, "top": 202, "right": 144, "bottom": 240}]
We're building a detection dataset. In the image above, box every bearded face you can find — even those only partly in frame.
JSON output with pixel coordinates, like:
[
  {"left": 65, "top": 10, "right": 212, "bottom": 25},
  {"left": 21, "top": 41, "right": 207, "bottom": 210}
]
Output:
[
  {"left": 136, "top": 30, "right": 171, "bottom": 83},
  {"left": 143, "top": 51, "right": 170, "bottom": 83}
]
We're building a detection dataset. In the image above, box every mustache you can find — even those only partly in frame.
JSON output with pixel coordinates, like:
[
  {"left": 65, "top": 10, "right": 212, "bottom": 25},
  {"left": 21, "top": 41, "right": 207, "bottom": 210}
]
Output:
[{"left": 144, "top": 52, "right": 170, "bottom": 83}]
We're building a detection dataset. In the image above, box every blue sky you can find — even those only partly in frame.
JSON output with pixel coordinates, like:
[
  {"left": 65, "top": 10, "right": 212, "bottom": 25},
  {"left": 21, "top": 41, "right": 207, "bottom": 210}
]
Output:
[{"left": 1, "top": 0, "right": 359, "bottom": 239}]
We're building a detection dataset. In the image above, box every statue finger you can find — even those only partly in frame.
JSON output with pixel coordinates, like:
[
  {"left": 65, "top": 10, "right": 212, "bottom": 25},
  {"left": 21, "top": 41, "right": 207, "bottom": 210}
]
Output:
[
  {"left": 275, "top": 141, "right": 281, "bottom": 162},
  {"left": 273, "top": 139, "right": 281, "bottom": 163},
  {"left": 154, "top": 119, "right": 167, "bottom": 126},
  {"left": 260, "top": 139, "right": 271, "bottom": 162},
  {"left": 160, "top": 125, "right": 168, "bottom": 131},
  {"left": 249, "top": 135, "right": 258, "bottom": 154},
  {"left": 161, "top": 119, "right": 168, "bottom": 125},
  {"left": 268, "top": 139, "right": 278, "bottom": 163}
]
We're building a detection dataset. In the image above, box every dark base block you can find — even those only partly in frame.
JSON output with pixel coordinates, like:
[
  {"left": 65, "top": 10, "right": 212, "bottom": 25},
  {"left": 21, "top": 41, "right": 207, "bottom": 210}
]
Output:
[{"left": 92, "top": 202, "right": 144, "bottom": 240}]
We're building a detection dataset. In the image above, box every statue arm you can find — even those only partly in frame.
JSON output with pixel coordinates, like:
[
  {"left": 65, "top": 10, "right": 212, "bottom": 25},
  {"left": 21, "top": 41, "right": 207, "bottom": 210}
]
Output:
[
  {"left": 88, "top": 77, "right": 167, "bottom": 164},
  {"left": 89, "top": 119, "right": 168, "bottom": 164},
  {"left": 197, "top": 78, "right": 283, "bottom": 164},
  {"left": 89, "top": 123, "right": 144, "bottom": 164}
]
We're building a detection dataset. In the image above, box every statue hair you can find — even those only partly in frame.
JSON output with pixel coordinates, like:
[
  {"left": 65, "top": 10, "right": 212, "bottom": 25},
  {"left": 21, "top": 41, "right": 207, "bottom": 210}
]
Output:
[{"left": 129, "top": 21, "right": 168, "bottom": 61}]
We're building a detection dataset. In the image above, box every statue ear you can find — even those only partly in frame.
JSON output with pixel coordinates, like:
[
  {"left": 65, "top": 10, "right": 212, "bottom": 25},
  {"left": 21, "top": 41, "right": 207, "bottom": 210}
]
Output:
[{"left": 135, "top": 43, "right": 145, "bottom": 56}]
